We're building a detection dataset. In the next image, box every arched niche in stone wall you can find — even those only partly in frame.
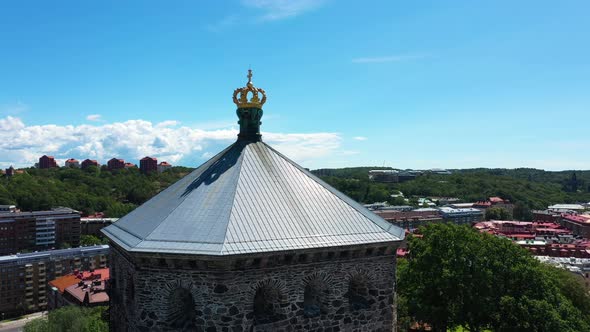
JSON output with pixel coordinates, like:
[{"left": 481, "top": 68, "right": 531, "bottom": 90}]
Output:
[
  {"left": 346, "top": 269, "right": 373, "bottom": 311},
  {"left": 164, "top": 281, "right": 197, "bottom": 329},
  {"left": 302, "top": 272, "right": 332, "bottom": 317},
  {"left": 252, "top": 279, "right": 288, "bottom": 325}
]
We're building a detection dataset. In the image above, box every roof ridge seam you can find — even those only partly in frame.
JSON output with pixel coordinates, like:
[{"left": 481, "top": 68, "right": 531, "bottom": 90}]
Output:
[
  {"left": 132, "top": 142, "right": 238, "bottom": 244},
  {"left": 220, "top": 142, "right": 248, "bottom": 255},
  {"left": 261, "top": 142, "right": 404, "bottom": 240}
]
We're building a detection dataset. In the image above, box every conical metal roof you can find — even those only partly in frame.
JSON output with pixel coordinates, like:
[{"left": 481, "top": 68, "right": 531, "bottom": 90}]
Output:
[
  {"left": 103, "top": 70, "right": 403, "bottom": 255},
  {"left": 102, "top": 140, "right": 404, "bottom": 256}
]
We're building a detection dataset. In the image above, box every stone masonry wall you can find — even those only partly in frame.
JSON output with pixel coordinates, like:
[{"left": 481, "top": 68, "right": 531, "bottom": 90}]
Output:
[{"left": 110, "top": 246, "right": 397, "bottom": 332}]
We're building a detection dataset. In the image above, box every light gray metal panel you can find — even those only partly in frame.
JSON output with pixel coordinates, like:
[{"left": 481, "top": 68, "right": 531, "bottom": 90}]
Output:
[
  {"left": 223, "top": 142, "right": 401, "bottom": 252},
  {"left": 105, "top": 144, "right": 236, "bottom": 240},
  {"left": 102, "top": 140, "right": 404, "bottom": 256}
]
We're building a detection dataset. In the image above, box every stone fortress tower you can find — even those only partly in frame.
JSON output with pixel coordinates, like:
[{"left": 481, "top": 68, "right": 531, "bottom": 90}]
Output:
[{"left": 102, "top": 71, "right": 404, "bottom": 331}]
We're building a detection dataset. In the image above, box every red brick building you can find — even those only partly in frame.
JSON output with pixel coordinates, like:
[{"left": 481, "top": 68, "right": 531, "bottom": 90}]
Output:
[
  {"left": 5, "top": 166, "right": 15, "bottom": 177},
  {"left": 39, "top": 155, "right": 58, "bottom": 169},
  {"left": 107, "top": 158, "right": 125, "bottom": 171},
  {"left": 532, "top": 210, "right": 561, "bottom": 223},
  {"left": 560, "top": 214, "right": 590, "bottom": 238},
  {"left": 473, "top": 196, "right": 514, "bottom": 215},
  {"left": 139, "top": 156, "right": 157, "bottom": 174},
  {"left": 81, "top": 159, "right": 99, "bottom": 169}
]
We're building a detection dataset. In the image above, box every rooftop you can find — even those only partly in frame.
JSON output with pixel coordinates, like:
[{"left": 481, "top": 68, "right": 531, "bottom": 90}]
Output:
[
  {"left": 102, "top": 71, "right": 404, "bottom": 256},
  {"left": 0, "top": 245, "right": 109, "bottom": 264},
  {"left": 49, "top": 268, "right": 110, "bottom": 293},
  {"left": 549, "top": 204, "right": 586, "bottom": 210}
]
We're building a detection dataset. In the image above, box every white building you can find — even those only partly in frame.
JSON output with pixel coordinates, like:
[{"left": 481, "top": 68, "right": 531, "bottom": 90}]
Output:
[
  {"left": 157, "top": 161, "right": 172, "bottom": 173},
  {"left": 64, "top": 158, "right": 80, "bottom": 168},
  {"left": 548, "top": 204, "right": 586, "bottom": 213},
  {"left": 0, "top": 205, "right": 17, "bottom": 213}
]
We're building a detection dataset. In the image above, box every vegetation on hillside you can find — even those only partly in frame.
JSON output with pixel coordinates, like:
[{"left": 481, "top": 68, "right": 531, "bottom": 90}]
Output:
[
  {"left": 1, "top": 166, "right": 588, "bottom": 220},
  {"left": 23, "top": 306, "right": 108, "bottom": 332},
  {"left": 0, "top": 166, "right": 192, "bottom": 217},
  {"left": 314, "top": 167, "right": 590, "bottom": 219},
  {"left": 397, "top": 223, "right": 590, "bottom": 332}
]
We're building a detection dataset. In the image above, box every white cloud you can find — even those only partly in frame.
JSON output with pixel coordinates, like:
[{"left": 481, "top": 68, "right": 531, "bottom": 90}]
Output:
[
  {"left": 0, "top": 116, "right": 342, "bottom": 169},
  {"left": 0, "top": 116, "right": 25, "bottom": 131},
  {"left": 353, "top": 136, "right": 368, "bottom": 141},
  {"left": 242, "top": 0, "right": 326, "bottom": 21},
  {"left": 86, "top": 114, "right": 102, "bottom": 122},
  {"left": 264, "top": 132, "right": 341, "bottom": 166},
  {"left": 352, "top": 54, "right": 428, "bottom": 64}
]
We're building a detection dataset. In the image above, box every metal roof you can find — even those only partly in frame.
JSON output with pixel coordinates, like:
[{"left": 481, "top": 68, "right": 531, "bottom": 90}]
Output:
[{"left": 102, "top": 140, "right": 404, "bottom": 256}]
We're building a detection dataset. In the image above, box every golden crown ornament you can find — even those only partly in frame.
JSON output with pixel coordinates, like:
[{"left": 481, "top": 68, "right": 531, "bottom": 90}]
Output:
[{"left": 233, "top": 69, "right": 267, "bottom": 109}]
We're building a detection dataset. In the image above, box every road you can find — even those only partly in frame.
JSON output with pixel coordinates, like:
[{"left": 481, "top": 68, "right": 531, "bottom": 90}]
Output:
[{"left": 0, "top": 312, "right": 46, "bottom": 332}]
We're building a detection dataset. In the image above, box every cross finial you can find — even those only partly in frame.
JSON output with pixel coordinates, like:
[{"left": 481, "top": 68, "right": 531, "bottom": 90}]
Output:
[{"left": 247, "top": 69, "right": 253, "bottom": 84}]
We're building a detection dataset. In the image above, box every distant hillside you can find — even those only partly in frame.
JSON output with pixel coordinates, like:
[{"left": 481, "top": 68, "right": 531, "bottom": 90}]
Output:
[
  {"left": 2, "top": 165, "right": 588, "bottom": 220},
  {"left": 313, "top": 167, "right": 590, "bottom": 219},
  {"left": 0, "top": 166, "right": 193, "bottom": 217}
]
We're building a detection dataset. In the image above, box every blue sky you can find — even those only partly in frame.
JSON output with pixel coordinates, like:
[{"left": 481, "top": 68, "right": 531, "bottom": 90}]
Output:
[{"left": 1, "top": 0, "right": 589, "bottom": 170}]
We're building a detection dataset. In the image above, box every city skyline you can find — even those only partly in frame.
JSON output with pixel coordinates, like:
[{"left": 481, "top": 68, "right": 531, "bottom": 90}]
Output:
[{"left": 1, "top": 1, "right": 589, "bottom": 170}]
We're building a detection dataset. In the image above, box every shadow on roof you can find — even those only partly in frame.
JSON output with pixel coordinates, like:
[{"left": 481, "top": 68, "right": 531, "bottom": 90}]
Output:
[{"left": 181, "top": 141, "right": 246, "bottom": 197}]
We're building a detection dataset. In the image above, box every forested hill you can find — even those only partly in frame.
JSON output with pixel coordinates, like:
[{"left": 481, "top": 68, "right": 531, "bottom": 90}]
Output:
[
  {"left": 313, "top": 167, "right": 590, "bottom": 213},
  {"left": 1, "top": 166, "right": 589, "bottom": 219},
  {"left": 0, "top": 166, "right": 193, "bottom": 217}
]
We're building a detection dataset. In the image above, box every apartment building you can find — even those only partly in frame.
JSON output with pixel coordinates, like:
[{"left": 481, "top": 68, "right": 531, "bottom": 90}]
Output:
[
  {"left": 439, "top": 206, "right": 484, "bottom": 225},
  {"left": 157, "top": 161, "right": 172, "bottom": 173},
  {"left": 140, "top": 156, "right": 157, "bottom": 174},
  {"left": 38, "top": 155, "right": 58, "bottom": 169},
  {"left": 0, "top": 245, "right": 109, "bottom": 317},
  {"left": 80, "top": 159, "right": 99, "bottom": 169},
  {"left": 107, "top": 158, "right": 125, "bottom": 171},
  {"left": 0, "top": 208, "right": 81, "bottom": 255},
  {"left": 64, "top": 158, "right": 80, "bottom": 168}
]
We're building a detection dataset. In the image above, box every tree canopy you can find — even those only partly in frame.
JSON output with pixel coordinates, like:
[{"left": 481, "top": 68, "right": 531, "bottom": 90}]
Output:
[
  {"left": 484, "top": 207, "right": 512, "bottom": 220},
  {"left": 23, "top": 306, "right": 108, "bottom": 332},
  {"left": 397, "top": 223, "right": 590, "bottom": 332},
  {"left": 0, "top": 166, "right": 192, "bottom": 217},
  {"left": 315, "top": 167, "right": 590, "bottom": 218}
]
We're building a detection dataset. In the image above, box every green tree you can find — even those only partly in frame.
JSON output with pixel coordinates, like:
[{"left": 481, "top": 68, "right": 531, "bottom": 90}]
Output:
[
  {"left": 80, "top": 235, "right": 109, "bottom": 246},
  {"left": 24, "top": 306, "right": 108, "bottom": 332},
  {"left": 512, "top": 202, "right": 532, "bottom": 221},
  {"left": 388, "top": 196, "right": 407, "bottom": 206},
  {"left": 485, "top": 207, "right": 512, "bottom": 220},
  {"left": 398, "top": 223, "right": 590, "bottom": 332}
]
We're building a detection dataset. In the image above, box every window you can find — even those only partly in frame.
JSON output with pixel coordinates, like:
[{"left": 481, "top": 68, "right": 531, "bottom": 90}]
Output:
[
  {"left": 303, "top": 276, "right": 329, "bottom": 318},
  {"left": 253, "top": 280, "right": 286, "bottom": 324},
  {"left": 348, "top": 275, "right": 369, "bottom": 310},
  {"left": 167, "top": 288, "right": 196, "bottom": 329}
]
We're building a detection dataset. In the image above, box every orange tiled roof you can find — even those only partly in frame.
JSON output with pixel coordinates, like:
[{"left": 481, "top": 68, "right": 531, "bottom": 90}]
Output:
[
  {"left": 49, "top": 274, "right": 80, "bottom": 294},
  {"left": 48, "top": 268, "right": 110, "bottom": 294}
]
